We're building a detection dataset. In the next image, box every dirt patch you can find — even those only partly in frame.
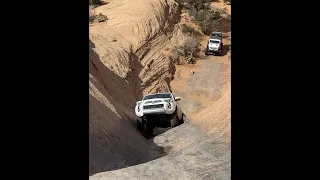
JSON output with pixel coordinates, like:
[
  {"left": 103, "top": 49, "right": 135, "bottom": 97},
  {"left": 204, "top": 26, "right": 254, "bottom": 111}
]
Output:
[{"left": 171, "top": 51, "right": 230, "bottom": 118}]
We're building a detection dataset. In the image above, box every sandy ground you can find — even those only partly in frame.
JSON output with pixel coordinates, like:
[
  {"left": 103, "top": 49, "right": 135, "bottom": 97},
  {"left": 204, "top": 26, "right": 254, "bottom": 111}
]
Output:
[{"left": 171, "top": 34, "right": 231, "bottom": 118}]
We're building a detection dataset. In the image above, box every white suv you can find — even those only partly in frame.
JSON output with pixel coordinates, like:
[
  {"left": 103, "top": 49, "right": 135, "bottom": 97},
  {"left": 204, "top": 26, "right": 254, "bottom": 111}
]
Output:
[
  {"left": 205, "top": 31, "right": 224, "bottom": 56},
  {"left": 135, "top": 93, "right": 184, "bottom": 135}
]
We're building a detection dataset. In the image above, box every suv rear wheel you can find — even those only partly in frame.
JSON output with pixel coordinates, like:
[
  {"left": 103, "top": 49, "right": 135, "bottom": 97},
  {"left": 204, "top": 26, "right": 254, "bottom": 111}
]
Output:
[
  {"left": 205, "top": 48, "right": 208, "bottom": 55},
  {"left": 137, "top": 120, "right": 144, "bottom": 132},
  {"left": 178, "top": 113, "right": 185, "bottom": 125}
]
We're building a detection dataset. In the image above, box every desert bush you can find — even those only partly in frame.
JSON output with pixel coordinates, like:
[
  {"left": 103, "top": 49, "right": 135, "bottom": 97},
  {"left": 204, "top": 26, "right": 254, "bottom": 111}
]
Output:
[
  {"left": 169, "top": 49, "right": 181, "bottom": 65},
  {"left": 89, "top": 0, "right": 102, "bottom": 6},
  {"left": 170, "top": 36, "right": 201, "bottom": 64},
  {"left": 182, "top": 36, "right": 201, "bottom": 57},
  {"left": 181, "top": 24, "right": 202, "bottom": 37},
  {"left": 178, "top": 0, "right": 225, "bottom": 35},
  {"left": 89, "top": 13, "right": 108, "bottom": 23},
  {"left": 196, "top": 9, "right": 222, "bottom": 35},
  {"left": 181, "top": 0, "right": 216, "bottom": 10}
]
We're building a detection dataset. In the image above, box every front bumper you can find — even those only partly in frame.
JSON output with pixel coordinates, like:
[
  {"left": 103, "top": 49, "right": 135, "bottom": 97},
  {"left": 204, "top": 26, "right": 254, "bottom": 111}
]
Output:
[
  {"left": 207, "top": 48, "right": 219, "bottom": 52},
  {"left": 135, "top": 102, "right": 175, "bottom": 117},
  {"left": 137, "top": 114, "right": 173, "bottom": 127},
  {"left": 143, "top": 108, "right": 166, "bottom": 115}
]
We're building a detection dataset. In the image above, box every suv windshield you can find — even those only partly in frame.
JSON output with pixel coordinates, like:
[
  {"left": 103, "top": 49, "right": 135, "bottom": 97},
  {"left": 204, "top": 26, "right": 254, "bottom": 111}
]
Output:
[
  {"left": 209, "top": 40, "right": 219, "bottom": 44},
  {"left": 143, "top": 93, "right": 172, "bottom": 100}
]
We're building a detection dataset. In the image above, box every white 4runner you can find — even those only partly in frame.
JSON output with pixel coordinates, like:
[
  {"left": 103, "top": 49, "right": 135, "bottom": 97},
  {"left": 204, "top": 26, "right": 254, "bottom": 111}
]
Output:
[
  {"left": 135, "top": 92, "right": 184, "bottom": 135},
  {"left": 205, "top": 32, "right": 224, "bottom": 56}
]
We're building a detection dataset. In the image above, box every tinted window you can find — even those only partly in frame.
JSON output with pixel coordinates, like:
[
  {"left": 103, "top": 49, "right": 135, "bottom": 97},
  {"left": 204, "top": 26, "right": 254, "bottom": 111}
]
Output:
[
  {"left": 209, "top": 40, "right": 219, "bottom": 44},
  {"left": 143, "top": 93, "right": 172, "bottom": 100}
]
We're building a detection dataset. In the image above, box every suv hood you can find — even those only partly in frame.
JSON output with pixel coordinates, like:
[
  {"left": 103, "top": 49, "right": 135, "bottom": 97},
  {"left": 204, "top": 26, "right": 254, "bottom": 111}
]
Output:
[
  {"left": 144, "top": 98, "right": 171, "bottom": 103},
  {"left": 138, "top": 98, "right": 171, "bottom": 105},
  {"left": 208, "top": 43, "right": 219, "bottom": 48}
]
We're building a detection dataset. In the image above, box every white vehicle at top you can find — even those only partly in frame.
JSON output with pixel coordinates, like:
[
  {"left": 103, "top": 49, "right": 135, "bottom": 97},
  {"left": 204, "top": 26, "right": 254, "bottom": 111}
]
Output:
[
  {"left": 205, "top": 32, "right": 224, "bottom": 56},
  {"left": 135, "top": 92, "right": 184, "bottom": 135}
]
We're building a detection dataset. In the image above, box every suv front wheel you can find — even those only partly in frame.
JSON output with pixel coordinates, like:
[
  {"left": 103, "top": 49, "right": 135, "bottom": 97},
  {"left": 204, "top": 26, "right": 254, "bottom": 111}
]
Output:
[{"left": 170, "top": 115, "right": 179, "bottom": 128}]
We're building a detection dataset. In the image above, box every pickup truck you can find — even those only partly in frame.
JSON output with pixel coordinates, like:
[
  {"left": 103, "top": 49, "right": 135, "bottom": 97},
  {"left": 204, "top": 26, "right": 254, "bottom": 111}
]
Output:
[{"left": 135, "top": 92, "right": 184, "bottom": 136}]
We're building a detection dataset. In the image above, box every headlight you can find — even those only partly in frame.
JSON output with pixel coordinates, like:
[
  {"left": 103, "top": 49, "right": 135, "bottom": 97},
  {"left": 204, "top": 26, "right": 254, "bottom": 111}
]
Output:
[
  {"left": 164, "top": 100, "right": 172, "bottom": 109},
  {"left": 137, "top": 105, "right": 141, "bottom": 112}
]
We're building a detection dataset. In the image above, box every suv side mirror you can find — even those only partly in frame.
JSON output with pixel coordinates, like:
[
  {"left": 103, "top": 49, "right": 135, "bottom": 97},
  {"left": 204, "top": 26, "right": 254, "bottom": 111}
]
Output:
[{"left": 175, "top": 97, "right": 181, "bottom": 101}]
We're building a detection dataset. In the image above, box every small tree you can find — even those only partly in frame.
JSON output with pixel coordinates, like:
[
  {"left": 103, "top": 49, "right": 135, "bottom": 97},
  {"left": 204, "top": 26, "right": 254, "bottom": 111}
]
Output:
[
  {"left": 182, "top": 37, "right": 201, "bottom": 63},
  {"left": 170, "top": 36, "right": 201, "bottom": 64},
  {"left": 182, "top": 37, "right": 200, "bottom": 56},
  {"left": 196, "top": 10, "right": 222, "bottom": 35}
]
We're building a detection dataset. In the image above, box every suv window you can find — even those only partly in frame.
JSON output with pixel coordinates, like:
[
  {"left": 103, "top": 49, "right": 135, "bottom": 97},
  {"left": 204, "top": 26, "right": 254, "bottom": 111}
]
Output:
[
  {"left": 143, "top": 93, "right": 172, "bottom": 100},
  {"left": 209, "top": 40, "right": 219, "bottom": 43}
]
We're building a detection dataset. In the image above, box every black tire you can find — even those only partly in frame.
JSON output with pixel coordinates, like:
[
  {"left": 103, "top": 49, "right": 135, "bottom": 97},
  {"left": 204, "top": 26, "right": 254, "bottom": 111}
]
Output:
[
  {"left": 145, "top": 123, "right": 154, "bottom": 136},
  {"left": 170, "top": 115, "right": 179, "bottom": 128},
  {"left": 217, "top": 49, "right": 221, "bottom": 56},
  {"left": 178, "top": 113, "right": 185, "bottom": 125},
  {"left": 137, "top": 120, "right": 144, "bottom": 132},
  {"left": 205, "top": 48, "right": 208, "bottom": 55}
]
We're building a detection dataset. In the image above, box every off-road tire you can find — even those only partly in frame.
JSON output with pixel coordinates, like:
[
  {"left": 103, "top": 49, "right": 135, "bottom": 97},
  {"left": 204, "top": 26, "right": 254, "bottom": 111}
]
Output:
[
  {"left": 205, "top": 48, "right": 208, "bottom": 55},
  {"left": 145, "top": 123, "right": 154, "bottom": 136},
  {"left": 178, "top": 113, "right": 185, "bottom": 125},
  {"left": 170, "top": 115, "right": 179, "bottom": 128},
  {"left": 137, "top": 120, "right": 144, "bottom": 132}
]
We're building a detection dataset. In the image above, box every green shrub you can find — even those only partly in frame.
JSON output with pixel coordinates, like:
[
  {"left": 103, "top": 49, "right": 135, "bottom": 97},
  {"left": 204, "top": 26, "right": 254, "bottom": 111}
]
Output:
[
  {"left": 182, "top": 36, "right": 201, "bottom": 57},
  {"left": 181, "top": 24, "right": 202, "bottom": 37},
  {"left": 196, "top": 9, "right": 222, "bottom": 35},
  {"left": 170, "top": 36, "right": 201, "bottom": 64},
  {"left": 169, "top": 49, "right": 181, "bottom": 65},
  {"left": 178, "top": 0, "right": 225, "bottom": 35},
  {"left": 89, "top": 13, "right": 108, "bottom": 23}
]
